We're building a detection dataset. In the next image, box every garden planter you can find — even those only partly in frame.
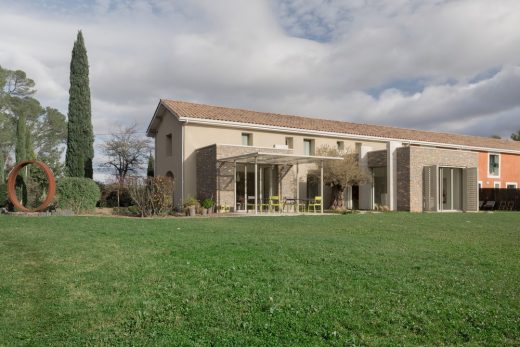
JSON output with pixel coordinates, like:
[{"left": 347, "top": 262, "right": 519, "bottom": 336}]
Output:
[
  {"left": 201, "top": 208, "right": 208, "bottom": 216},
  {"left": 187, "top": 206, "right": 196, "bottom": 216}
]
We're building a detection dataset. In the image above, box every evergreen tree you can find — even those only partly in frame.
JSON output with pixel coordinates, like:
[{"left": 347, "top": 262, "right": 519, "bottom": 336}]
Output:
[
  {"left": 65, "top": 30, "right": 94, "bottom": 178},
  {"left": 147, "top": 153, "right": 155, "bottom": 177},
  {"left": 16, "top": 113, "right": 27, "bottom": 164},
  {"left": 25, "top": 127, "right": 34, "bottom": 160},
  {"left": 0, "top": 151, "right": 5, "bottom": 182}
]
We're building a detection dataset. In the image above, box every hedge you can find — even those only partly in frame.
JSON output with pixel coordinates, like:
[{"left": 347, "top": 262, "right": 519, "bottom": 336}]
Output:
[
  {"left": 0, "top": 183, "right": 7, "bottom": 208},
  {"left": 56, "top": 177, "right": 100, "bottom": 212}
]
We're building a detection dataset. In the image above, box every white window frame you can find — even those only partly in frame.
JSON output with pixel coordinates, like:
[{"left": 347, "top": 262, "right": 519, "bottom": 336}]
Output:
[
  {"left": 493, "top": 181, "right": 501, "bottom": 189},
  {"left": 487, "top": 153, "right": 500, "bottom": 178},
  {"left": 478, "top": 181, "right": 482, "bottom": 189},
  {"left": 506, "top": 182, "right": 518, "bottom": 189}
]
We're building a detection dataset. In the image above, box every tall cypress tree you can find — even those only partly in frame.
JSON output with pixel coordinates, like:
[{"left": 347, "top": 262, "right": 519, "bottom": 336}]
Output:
[
  {"left": 0, "top": 151, "right": 5, "bottom": 182},
  {"left": 16, "top": 113, "right": 27, "bottom": 164},
  {"left": 65, "top": 30, "right": 94, "bottom": 178},
  {"left": 147, "top": 153, "right": 155, "bottom": 177}
]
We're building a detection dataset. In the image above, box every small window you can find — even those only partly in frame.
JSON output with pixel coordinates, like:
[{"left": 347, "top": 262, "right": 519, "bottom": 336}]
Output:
[
  {"left": 478, "top": 181, "right": 482, "bottom": 189},
  {"left": 494, "top": 182, "right": 500, "bottom": 189},
  {"left": 166, "top": 134, "right": 173, "bottom": 156},
  {"left": 506, "top": 183, "right": 517, "bottom": 189},
  {"left": 488, "top": 154, "right": 500, "bottom": 177},
  {"left": 242, "top": 133, "right": 252, "bottom": 146},
  {"left": 337, "top": 141, "right": 345, "bottom": 151},
  {"left": 285, "top": 137, "right": 294, "bottom": 149},
  {"left": 303, "top": 139, "right": 315, "bottom": 155}
]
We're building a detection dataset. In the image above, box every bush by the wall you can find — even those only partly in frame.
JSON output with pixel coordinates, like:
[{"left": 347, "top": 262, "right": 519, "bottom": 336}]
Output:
[
  {"left": 0, "top": 183, "right": 7, "bottom": 208},
  {"left": 56, "top": 177, "right": 101, "bottom": 213}
]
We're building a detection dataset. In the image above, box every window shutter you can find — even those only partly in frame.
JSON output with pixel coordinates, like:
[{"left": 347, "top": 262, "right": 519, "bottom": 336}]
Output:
[
  {"left": 463, "top": 167, "right": 478, "bottom": 212},
  {"left": 423, "top": 166, "right": 438, "bottom": 212}
]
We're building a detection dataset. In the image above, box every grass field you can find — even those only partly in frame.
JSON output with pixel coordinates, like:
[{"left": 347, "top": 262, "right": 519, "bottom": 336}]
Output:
[{"left": 0, "top": 213, "right": 519, "bottom": 346}]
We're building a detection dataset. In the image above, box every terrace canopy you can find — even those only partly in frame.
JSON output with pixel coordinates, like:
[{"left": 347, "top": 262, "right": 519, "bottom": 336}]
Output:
[{"left": 218, "top": 152, "right": 343, "bottom": 214}]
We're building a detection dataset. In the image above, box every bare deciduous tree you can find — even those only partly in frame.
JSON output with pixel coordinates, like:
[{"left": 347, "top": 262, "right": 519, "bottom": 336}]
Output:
[
  {"left": 316, "top": 145, "right": 371, "bottom": 210},
  {"left": 100, "top": 125, "right": 151, "bottom": 183}
]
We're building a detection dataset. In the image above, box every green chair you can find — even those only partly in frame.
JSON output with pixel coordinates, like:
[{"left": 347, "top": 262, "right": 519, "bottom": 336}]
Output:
[
  {"left": 309, "top": 196, "right": 322, "bottom": 213},
  {"left": 268, "top": 196, "right": 282, "bottom": 212}
]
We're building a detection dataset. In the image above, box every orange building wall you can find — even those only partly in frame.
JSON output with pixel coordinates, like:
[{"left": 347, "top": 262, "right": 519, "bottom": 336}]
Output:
[{"left": 478, "top": 152, "right": 520, "bottom": 188}]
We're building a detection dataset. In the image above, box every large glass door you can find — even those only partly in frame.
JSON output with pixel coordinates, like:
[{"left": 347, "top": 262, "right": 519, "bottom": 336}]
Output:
[{"left": 439, "top": 167, "right": 463, "bottom": 211}]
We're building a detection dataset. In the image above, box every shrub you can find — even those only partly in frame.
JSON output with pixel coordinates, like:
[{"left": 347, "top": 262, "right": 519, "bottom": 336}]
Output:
[
  {"left": 183, "top": 196, "right": 198, "bottom": 208},
  {"left": 56, "top": 177, "right": 101, "bottom": 213},
  {"left": 0, "top": 183, "right": 7, "bottom": 208},
  {"left": 201, "top": 198, "right": 215, "bottom": 209},
  {"left": 127, "top": 176, "right": 174, "bottom": 217},
  {"left": 97, "top": 182, "right": 134, "bottom": 207}
]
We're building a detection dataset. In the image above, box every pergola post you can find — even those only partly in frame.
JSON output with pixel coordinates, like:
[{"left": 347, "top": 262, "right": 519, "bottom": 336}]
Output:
[
  {"left": 320, "top": 160, "right": 324, "bottom": 214},
  {"left": 296, "top": 163, "right": 300, "bottom": 213},
  {"left": 244, "top": 164, "right": 248, "bottom": 213},
  {"left": 233, "top": 161, "right": 237, "bottom": 212},
  {"left": 254, "top": 157, "right": 258, "bottom": 214},
  {"left": 259, "top": 165, "right": 263, "bottom": 213}
]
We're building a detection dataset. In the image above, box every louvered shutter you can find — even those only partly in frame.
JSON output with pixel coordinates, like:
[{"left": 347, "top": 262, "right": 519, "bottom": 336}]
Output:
[
  {"left": 423, "top": 166, "right": 438, "bottom": 212},
  {"left": 463, "top": 167, "right": 478, "bottom": 212}
]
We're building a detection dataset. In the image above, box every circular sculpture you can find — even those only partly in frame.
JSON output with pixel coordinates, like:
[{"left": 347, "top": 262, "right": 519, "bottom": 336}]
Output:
[{"left": 7, "top": 160, "right": 56, "bottom": 212}]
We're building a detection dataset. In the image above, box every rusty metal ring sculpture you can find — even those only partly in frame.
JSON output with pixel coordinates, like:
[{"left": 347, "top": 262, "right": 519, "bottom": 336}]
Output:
[{"left": 7, "top": 160, "right": 56, "bottom": 212}]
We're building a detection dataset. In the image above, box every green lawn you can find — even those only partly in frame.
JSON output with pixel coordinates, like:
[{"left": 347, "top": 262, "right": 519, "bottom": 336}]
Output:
[{"left": 0, "top": 213, "right": 519, "bottom": 346}]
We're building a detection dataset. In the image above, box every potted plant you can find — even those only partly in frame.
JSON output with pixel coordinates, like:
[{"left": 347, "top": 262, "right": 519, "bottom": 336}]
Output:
[
  {"left": 201, "top": 198, "right": 215, "bottom": 215},
  {"left": 183, "top": 196, "right": 198, "bottom": 216}
]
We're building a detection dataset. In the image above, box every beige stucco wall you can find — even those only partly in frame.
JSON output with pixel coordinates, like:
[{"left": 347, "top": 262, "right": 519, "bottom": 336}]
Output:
[{"left": 153, "top": 107, "right": 184, "bottom": 207}]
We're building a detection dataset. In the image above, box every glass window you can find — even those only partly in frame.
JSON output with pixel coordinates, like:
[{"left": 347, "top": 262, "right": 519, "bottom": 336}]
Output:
[
  {"left": 304, "top": 139, "right": 314, "bottom": 155},
  {"left": 242, "top": 133, "right": 252, "bottom": 146},
  {"left": 285, "top": 137, "right": 293, "bottom": 149},
  {"left": 507, "top": 183, "right": 517, "bottom": 189},
  {"left": 166, "top": 134, "right": 172, "bottom": 156},
  {"left": 489, "top": 154, "right": 500, "bottom": 176},
  {"left": 494, "top": 182, "right": 500, "bottom": 189},
  {"left": 337, "top": 141, "right": 344, "bottom": 151}
]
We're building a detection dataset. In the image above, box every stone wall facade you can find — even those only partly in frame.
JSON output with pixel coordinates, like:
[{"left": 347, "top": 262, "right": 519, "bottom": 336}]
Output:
[
  {"left": 367, "top": 150, "right": 387, "bottom": 168},
  {"left": 196, "top": 144, "right": 295, "bottom": 210},
  {"left": 396, "top": 146, "right": 478, "bottom": 212}
]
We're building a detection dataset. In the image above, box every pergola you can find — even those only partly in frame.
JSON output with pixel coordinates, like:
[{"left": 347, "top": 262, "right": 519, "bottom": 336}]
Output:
[{"left": 218, "top": 152, "right": 343, "bottom": 214}]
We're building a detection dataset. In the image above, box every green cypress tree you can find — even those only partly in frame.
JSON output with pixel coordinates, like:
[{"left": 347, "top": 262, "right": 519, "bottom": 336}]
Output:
[
  {"left": 65, "top": 30, "right": 94, "bottom": 178},
  {"left": 16, "top": 113, "right": 27, "bottom": 164},
  {"left": 147, "top": 153, "right": 155, "bottom": 177},
  {"left": 0, "top": 151, "right": 5, "bottom": 182}
]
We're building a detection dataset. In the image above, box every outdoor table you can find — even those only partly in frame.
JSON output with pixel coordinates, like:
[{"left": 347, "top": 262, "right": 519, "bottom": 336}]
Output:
[{"left": 283, "top": 198, "right": 310, "bottom": 213}]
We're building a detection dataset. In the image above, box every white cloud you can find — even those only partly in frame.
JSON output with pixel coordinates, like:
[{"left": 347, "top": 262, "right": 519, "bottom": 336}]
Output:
[{"left": 0, "top": 0, "right": 519, "bottom": 169}]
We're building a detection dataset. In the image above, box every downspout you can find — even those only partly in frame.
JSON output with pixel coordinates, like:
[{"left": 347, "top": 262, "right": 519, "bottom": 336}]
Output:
[{"left": 181, "top": 119, "right": 188, "bottom": 206}]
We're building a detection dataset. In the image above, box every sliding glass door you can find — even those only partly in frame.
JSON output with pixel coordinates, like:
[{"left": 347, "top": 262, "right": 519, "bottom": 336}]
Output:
[{"left": 439, "top": 167, "right": 463, "bottom": 211}]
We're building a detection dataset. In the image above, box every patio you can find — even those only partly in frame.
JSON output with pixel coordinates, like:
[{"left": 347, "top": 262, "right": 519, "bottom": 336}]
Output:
[{"left": 217, "top": 151, "right": 343, "bottom": 214}]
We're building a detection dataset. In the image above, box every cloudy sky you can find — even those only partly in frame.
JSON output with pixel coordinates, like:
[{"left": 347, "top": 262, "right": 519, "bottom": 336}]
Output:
[{"left": 1, "top": 0, "right": 520, "bottom": 144}]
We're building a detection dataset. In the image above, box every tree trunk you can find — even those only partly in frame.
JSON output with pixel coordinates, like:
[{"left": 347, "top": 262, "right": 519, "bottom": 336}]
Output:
[{"left": 330, "top": 185, "right": 345, "bottom": 210}]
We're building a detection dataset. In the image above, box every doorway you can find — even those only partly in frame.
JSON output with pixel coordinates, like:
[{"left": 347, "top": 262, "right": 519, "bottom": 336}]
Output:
[{"left": 439, "top": 167, "right": 463, "bottom": 211}]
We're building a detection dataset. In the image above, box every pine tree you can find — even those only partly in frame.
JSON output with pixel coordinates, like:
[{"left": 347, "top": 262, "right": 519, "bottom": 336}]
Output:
[
  {"left": 65, "top": 30, "right": 94, "bottom": 178},
  {"left": 147, "top": 153, "right": 155, "bottom": 177}
]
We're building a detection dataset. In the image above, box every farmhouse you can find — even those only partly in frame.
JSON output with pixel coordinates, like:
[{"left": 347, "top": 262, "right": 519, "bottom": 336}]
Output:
[{"left": 146, "top": 100, "right": 520, "bottom": 212}]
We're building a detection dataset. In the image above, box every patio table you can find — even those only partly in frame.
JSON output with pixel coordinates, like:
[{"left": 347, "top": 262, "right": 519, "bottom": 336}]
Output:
[{"left": 283, "top": 198, "right": 311, "bottom": 213}]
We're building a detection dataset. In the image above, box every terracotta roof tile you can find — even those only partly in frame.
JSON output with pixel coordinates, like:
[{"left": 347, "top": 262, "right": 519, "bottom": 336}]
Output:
[{"left": 160, "top": 99, "right": 520, "bottom": 152}]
